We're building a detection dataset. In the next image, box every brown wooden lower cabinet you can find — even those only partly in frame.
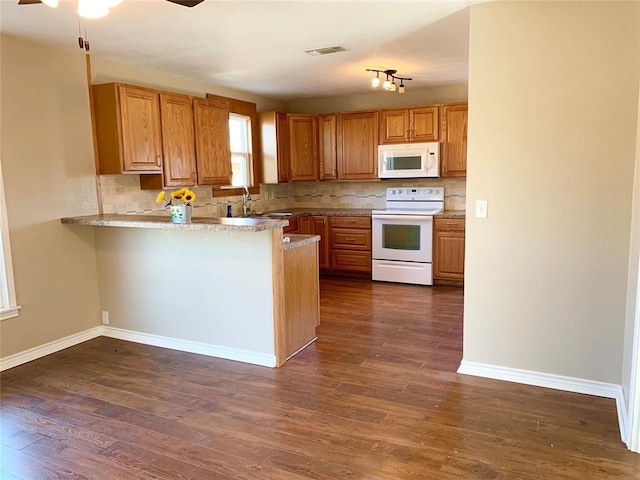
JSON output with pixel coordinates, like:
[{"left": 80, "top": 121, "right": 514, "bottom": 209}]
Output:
[
  {"left": 329, "top": 216, "right": 372, "bottom": 274},
  {"left": 433, "top": 217, "right": 465, "bottom": 284},
  {"left": 287, "top": 214, "right": 372, "bottom": 276},
  {"left": 331, "top": 250, "right": 371, "bottom": 272},
  {"left": 283, "top": 217, "right": 299, "bottom": 234}
]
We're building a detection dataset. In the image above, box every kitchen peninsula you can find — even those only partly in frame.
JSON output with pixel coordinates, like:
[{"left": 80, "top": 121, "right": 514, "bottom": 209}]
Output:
[{"left": 61, "top": 214, "right": 320, "bottom": 367}]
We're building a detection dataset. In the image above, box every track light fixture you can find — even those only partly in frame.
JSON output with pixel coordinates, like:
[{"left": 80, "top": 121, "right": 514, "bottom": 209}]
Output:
[{"left": 366, "top": 68, "right": 412, "bottom": 94}]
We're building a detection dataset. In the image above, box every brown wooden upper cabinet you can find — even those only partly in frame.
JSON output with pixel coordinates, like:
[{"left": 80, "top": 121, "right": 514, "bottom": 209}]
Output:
[
  {"left": 440, "top": 102, "right": 468, "bottom": 178},
  {"left": 319, "top": 114, "right": 337, "bottom": 181},
  {"left": 260, "top": 111, "right": 290, "bottom": 183},
  {"left": 193, "top": 97, "right": 232, "bottom": 186},
  {"left": 288, "top": 114, "right": 319, "bottom": 182},
  {"left": 159, "top": 93, "right": 197, "bottom": 187},
  {"left": 380, "top": 106, "right": 439, "bottom": 144},
  {"left": 92, "top": 83, "right": 163, "bottom": 174},
  {"left": 336, "top": 111, "right": 379, "bottom": 181}
]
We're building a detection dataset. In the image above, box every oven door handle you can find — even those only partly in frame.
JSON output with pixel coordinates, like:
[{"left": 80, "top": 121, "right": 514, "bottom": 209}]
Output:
[{"left": 372, "top": 215, "right": 433, "bottom": 221}]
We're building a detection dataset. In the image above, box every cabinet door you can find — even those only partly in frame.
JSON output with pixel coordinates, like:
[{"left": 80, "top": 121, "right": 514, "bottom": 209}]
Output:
[
  {"left": 259, "top": 111, "right": 290, "bottom": 183},
  {"left": 276, "top": 113, "right": 291, "bottom": 182},
  {"left": 312, "top": 216, "right": 329, "bottom": 269},
  {"left": 441, "top": 103, "right": 468, "bottom": 178},
  {"left": 411, "top": 106, "right": 439, "bottom": 142},
  {"left": 319, "top": 114, "right": 337, "bottom": 180},
  {"left": 380, "top": 109, "right": 410, "bottom": 144},
  {"left": 118, "top": 85, "right": 163, "bottom": 172},
  {"left": 434, "top": 230, "right": 465, "bottom": 280},
  {"left": 337, "top": 111, "right": 379, "bottom": 180},
  {"left": 193, "top": 98, "right": 231, "bottom": 186},
  {"left": 288, "top": 114, "right": 319, "bottom": 181},
  {"left": 160, "top": 93, "right": 197, "bottom": 187}
]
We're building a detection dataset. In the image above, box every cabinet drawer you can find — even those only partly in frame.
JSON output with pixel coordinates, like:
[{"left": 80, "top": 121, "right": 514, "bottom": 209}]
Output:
[
  {"left": 330, "top": 216, "right": 370, "bottom": 229},
  {"left": 283, "top": 218, "right": 299, "bottom": 234},
  {"left": 330, "top": 229, "right": 371, "bottom": 251},
  {"left": 435, "top": 218, "right": 465, "bottom": 232},
  {"left": 331, "top": 250, "right": 371, "bottom": 272}
]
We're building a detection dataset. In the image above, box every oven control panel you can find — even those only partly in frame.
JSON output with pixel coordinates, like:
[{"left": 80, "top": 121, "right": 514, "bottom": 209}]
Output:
[{"left": 386, "top": 187, "right": 444, "bottom": 201}]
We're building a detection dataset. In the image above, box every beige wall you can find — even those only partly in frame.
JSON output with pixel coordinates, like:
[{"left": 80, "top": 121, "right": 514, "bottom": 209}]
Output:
[
  {"left": 289, "top": 84, "right": 467, "bottom": 114},
  {"left": 464, "top": 2, "right": 639, "bottom": 383},
  {"left": 91, "top": 56, "right": 288, "bottom": 113},
  {"left": 94, "top": 227, "right": 276, "bottom": 361},
  {"left": 0, "top": 35, "right": 102, "bottom": 358}
]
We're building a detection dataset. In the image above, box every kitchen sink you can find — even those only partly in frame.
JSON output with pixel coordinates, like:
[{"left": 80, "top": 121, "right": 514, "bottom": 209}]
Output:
[
  {"left": 237, "top": 212, "right": 293, "bottom": 218},
  {"left": 263, "top": 212, "right": 293, "bottom": 217}
]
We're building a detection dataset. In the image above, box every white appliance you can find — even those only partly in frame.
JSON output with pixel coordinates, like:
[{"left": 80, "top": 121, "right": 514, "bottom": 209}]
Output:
[
  {"left": 372, "top": 187, "right": 444, "bottom": 286},
  {"left": 378, "top": 142, "right": 440, "bottom": 179}
]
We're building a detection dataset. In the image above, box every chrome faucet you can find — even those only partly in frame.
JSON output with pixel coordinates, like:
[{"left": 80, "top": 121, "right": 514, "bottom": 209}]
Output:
[{"left": 242, "top": 186, "right": 252, "bottom": 216}]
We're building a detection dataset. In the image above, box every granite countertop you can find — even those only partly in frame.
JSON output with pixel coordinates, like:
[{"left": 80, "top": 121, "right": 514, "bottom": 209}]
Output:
[
  {"left": 259, "top": 208, "right": 373, "bottom": 218},
  {"left": 436, "top": 210, "right": 466, "bottom": 219},
  {"left": 282, "top": 234, "right": 320, "bottom": 251},
  {"left": 61, "top": 214, "right": 288, "bottom": 232}
]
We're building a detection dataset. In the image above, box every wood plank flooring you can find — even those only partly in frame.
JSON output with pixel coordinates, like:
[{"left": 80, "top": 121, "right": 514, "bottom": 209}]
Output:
[{"left": 2, "top": 277, "right": 638, "bottom": 479}]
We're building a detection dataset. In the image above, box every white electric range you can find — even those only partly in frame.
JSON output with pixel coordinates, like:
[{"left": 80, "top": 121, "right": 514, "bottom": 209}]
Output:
[{"left": 371, "top": 187, "right": 444, "bottom": 286}]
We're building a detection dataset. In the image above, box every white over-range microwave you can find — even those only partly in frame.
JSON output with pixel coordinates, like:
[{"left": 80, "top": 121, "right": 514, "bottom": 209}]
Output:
[{"left": 378, "top": 142, "right": 440, "bottom": 179}]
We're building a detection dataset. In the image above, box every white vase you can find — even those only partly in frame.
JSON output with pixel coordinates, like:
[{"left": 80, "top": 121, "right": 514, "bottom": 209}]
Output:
[{"left": 169, "top": 204, "right": 192, "bottom": 224}]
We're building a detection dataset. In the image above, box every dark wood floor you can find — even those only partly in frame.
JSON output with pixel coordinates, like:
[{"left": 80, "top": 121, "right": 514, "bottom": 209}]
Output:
[{"left": 1, "top": 277, "right": 638, "bottom": 479}]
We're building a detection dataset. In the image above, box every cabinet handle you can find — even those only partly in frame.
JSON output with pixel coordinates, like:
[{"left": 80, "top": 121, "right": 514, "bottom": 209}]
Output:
[
  {"left": 345, "top": 259, "right": 355, "bottom": 263},
  {"left": 157, "top": 154, "right": 162, "bottom": 165},
  {"left": 345, "top": 237, "right": 356, "bottom": 241},
  {"left": 345, "top": 219, "right": 355, "bottom": 224},
  {"left": 447, "top": 222, "right": 457, "bottom": 226},
  {"left": 192, "top": 172, "right": 196, "bottom": 182}
]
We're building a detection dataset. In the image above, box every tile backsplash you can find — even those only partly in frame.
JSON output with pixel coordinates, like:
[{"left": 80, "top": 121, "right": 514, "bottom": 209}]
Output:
[{"left": 99, "top": 175, "right": 466, "bottom": 216}]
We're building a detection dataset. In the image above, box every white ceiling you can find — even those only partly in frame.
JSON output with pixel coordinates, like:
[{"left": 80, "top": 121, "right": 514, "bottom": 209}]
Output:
[{"left": 0, "top": 0, "right": 474, "bottom": 101}]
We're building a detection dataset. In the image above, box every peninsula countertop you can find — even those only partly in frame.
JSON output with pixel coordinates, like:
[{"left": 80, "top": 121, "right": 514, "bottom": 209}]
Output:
[{"left": 61, "top": 214, "right": 288, "bottom": 232}]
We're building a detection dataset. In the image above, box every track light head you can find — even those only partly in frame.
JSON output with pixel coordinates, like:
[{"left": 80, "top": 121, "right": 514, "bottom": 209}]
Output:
[{"left": 370, "top": 71, "right": 380, "bottom": 88}]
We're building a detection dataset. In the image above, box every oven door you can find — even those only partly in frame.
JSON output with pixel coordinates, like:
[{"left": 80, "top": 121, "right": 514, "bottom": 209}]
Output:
[{"left": 372, "top": 214, "right": 433, "bottom": 263}]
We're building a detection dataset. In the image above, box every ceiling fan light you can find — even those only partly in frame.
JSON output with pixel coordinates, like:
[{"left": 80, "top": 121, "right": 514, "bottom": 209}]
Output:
[
  {"left": 77, "top": 0, "right": 109, "bottom": 18},
  {"left": 41, "top": 0, "right": 59, "bottom": 8}
]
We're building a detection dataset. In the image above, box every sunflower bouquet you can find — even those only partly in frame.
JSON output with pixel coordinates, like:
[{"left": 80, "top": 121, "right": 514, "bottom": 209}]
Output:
[
  {"left": 156, "top": 188, "right": 196, "bottom": 207},
  {"left": 156, "top": 188, "right": 196, "bottom": 223}
]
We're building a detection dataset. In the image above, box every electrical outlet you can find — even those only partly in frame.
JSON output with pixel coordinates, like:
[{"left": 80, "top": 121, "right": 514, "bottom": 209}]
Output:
[
  {"left": 475, "top": 200, "right": 488, "bottom": 218},
  {"left": 101, "top": 311, "right": 109, "bottom": 325}
]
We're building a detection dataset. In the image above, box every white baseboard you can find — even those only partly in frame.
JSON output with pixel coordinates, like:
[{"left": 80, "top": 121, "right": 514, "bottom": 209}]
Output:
[
  {"left": 0, "top": 326, "right": 103, "bottom": 372},
  {"left": 1, "top": 325, "right": 277, "bottom": 372},
  {"left": 458, "top": 360, "right": 627, "bottom": 443},
  {"left": 101, "top": 326, "right": 277, "bottom": 368},
  {"left": 618, "top": 388, "right": 629, "bottom": 445}
]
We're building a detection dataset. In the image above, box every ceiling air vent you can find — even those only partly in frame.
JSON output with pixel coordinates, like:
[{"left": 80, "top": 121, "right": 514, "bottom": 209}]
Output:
[{"left": 304, "top": 45, "right": 349, "bottom": 56}]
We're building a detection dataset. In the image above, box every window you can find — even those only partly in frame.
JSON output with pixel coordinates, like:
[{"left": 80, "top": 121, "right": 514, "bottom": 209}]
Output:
[
  {"left": 0, "top": 157, "right": 20, "bottom": 321},
  {"left": 229, "top": 113, "right": 252, "bottom": 187}
]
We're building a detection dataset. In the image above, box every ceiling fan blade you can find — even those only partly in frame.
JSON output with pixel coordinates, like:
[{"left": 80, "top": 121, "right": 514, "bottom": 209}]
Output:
[
  {"left": 165, "top": 0, "right": 205, "bottom": 7},
  {"left": 18, "top": 0, "right": 43, "bottom": 4}
]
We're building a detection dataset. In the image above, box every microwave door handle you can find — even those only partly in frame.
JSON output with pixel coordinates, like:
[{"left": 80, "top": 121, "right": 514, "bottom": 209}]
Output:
[{"left": 373, "top": 215, "right": 433, "bottom": 221}]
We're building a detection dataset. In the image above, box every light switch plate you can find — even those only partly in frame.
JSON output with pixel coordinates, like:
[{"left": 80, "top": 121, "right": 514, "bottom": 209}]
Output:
[{"left": 475, "top": 200, "right": 488, "bottom": 218}]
